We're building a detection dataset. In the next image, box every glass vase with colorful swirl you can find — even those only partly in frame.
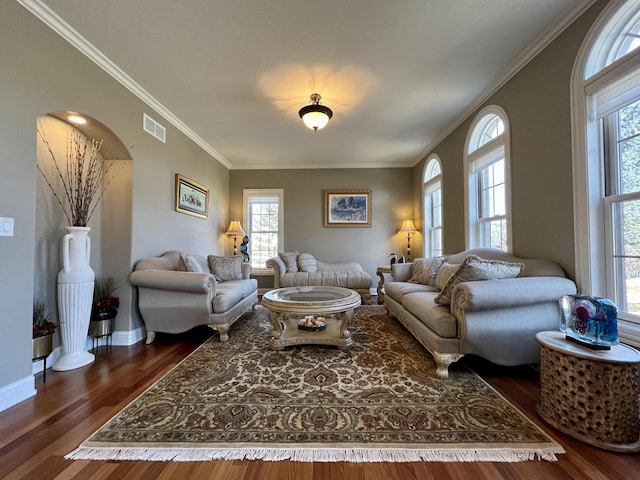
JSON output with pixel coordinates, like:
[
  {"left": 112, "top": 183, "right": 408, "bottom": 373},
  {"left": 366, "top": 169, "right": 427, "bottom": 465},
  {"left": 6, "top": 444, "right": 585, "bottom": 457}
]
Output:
[{"left": 559, "top": 294, "right": 618, "bottom": 350}]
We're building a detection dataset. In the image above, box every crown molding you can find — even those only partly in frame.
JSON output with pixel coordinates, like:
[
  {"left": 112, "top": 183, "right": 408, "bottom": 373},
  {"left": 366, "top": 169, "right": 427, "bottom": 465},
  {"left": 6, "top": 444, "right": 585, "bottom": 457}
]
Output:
[
  {"left": 233, "top": 160, "right": 414, "bottom": 170},
  {"left": 17, "top": 0, "right": 231, "bottom": 169},
  {"left": 411, "top": 0, "right": 599, "bottom": 167}
]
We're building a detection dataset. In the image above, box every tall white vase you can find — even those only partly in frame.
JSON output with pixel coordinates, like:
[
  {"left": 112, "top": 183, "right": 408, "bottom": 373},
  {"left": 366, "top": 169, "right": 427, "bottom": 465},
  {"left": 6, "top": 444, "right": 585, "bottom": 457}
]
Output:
[{"left": 53, "top": 226, "right": 95, "bottom": 371}]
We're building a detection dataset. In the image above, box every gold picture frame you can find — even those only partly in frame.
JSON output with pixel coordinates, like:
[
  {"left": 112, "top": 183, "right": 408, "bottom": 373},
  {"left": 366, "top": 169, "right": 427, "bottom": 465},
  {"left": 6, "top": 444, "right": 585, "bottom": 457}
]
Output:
[
  {"left": 175, "top": 174, "right": 209, "bottom": 219},
  {"left": 324, "top": 189, "right": 371, "bottom": 228}
]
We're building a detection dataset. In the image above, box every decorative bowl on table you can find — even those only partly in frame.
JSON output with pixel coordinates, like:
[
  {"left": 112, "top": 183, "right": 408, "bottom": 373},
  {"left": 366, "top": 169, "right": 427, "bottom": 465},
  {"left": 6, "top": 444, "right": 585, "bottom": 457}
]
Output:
[{"left": 298, "top": 315, "right": 327, "bottom": 331}]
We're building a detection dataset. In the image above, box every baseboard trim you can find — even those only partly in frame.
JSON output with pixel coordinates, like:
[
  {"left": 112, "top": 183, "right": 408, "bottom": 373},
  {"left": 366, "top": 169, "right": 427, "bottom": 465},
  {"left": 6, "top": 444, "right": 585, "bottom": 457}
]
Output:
[
  {"left": 112, "top": 326, "right": 146, "bottom": 346},
  {"left": 85, "top": 326, "right": 146, "bottom": 349},
  {"left": 0, "top": 375, "right": 36, "bottom": 413}
]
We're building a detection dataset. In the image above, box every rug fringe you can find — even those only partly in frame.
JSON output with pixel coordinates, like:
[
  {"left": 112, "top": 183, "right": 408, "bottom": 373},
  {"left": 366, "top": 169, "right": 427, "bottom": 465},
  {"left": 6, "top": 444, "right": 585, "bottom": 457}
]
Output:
[{"left": 65, "top": 446, "right": 563, "bottom": 463}]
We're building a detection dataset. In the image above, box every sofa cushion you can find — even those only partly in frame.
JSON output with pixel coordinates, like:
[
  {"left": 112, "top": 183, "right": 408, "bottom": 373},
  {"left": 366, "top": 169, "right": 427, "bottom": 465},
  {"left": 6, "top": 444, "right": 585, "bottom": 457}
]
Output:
[
  {"left": 280, "top": 271, "right": 371, "bottom": 290},
  {"left": 435, "top": 262, "right": 460, "bottom": 290},
  {"left": 212, "top": 279, "right": 257, "bottom": 312},
  {"left": 207, "top": 255, "right": 243, "bottom": 282},
  {"left": 402, "top": 291, "right": 458, "bottom": 338},
  {"left": 435, "top": 255, "right": 524, "bottom": 305},
  {"left": 408, "top": 256, "right": 447, "bottom": 287},
  {"left": 179, "top": 253, "right": 203, "bottom": 273},
  {"left": 385, "top": 281, "right": 437, "bottom": 304},
  {"left": 297, "top": 253, "right": 318, "bottom": 272},
  {"left": 279, "top": 251, "right": 300, "bottom": 272}
]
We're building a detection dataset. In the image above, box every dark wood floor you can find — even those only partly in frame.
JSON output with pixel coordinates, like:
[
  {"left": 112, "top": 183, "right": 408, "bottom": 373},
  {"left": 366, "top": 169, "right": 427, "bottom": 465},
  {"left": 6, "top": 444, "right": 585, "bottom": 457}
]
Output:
[{"left": 2, "top": 312, "right": 639, "bottom": 479}]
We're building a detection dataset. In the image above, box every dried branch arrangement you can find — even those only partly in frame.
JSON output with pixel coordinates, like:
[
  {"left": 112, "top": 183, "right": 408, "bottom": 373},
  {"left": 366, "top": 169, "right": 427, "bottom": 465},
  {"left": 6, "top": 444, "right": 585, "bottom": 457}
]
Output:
[{"left": 37, "top": 123, "right": 125, "bottom": 227}]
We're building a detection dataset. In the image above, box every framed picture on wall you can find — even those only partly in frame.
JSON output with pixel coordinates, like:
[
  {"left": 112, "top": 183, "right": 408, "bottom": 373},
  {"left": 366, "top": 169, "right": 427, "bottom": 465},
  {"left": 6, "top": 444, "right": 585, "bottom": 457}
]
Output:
[
  {"left": 175, "top": 174, "right": 209, "bottom": 218},
  {"left": 324, "top": 189, "right": 371, "bottom": 227}
]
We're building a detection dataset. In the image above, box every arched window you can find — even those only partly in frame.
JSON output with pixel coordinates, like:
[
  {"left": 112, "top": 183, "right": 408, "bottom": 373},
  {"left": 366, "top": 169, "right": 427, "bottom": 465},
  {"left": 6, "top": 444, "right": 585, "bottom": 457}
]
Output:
[
  {"left": 464, "top": 106, "right": 511, "bottom": 251},
  {"left": 572, "top": 0, "right": 640, "bottom": 342},
  {"left": 423, "top": 156, "right": 442, "bottom": 257}
]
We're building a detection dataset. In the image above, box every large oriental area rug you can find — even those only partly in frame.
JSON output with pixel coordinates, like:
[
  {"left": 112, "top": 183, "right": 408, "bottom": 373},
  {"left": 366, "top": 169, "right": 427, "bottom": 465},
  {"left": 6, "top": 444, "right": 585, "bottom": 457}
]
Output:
[{"left": 67, "top": 305, "right": 563, "bottom": 463}]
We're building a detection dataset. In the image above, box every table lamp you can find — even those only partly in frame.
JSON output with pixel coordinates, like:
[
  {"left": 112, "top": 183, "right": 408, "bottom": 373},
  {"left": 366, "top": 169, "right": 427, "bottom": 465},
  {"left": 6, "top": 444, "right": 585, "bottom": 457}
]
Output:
[
  {"left": 398, "top": 220, "right": 417, "bottom": 261},
  {"left": 225, "top": 220, "right": 245, "bottom": 256}
]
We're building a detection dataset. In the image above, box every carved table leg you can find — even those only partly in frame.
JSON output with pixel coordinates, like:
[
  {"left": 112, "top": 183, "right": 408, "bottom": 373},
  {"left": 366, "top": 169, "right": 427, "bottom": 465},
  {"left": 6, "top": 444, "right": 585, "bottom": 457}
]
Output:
[
  {"left": 268, "top": 310, "right": 286, "bottom": 350},
  {"left": 376, "top": 270, "right": 386, "bottom": 304}
]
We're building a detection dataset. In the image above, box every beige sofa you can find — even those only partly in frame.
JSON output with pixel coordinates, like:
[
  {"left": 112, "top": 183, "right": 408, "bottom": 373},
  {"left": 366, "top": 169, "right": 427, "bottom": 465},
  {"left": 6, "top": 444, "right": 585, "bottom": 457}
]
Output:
[
  {"left": 266, "top": 252, "right": 373, "bottom": 303},
  {"left": 384, "top": 248, "right": 577, "bottom": 379},
  {"left": 130, "top": 251, "right": 258, "bottom": 343}
]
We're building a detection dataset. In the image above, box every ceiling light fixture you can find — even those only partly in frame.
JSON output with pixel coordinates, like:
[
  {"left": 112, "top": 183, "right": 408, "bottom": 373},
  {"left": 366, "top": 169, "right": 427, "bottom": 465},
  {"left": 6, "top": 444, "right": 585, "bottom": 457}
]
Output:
[{"left": 298, "top": 93, "right": 333, "bottom": 131}]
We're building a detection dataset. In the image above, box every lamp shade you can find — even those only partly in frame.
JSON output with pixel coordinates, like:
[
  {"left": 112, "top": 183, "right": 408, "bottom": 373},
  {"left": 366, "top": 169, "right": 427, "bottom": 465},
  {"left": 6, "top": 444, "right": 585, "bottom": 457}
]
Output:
[
  {"left": 226, "top": 220, "right": 245, "bottom": 235},
  {"left": 398, "top": 219, "right": 417, "bottom": 233}
]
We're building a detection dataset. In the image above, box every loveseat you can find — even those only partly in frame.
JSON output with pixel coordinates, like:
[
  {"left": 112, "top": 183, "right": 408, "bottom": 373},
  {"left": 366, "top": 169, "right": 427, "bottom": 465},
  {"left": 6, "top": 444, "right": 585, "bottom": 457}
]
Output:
[
  {"left": 130, "top": 251, "right": 258, "bottom": 343},
  {"left": 384, "top": 248, "right": 577, "bottom": 379},
  {"left": 266, "top": 252, "right": 373, "bottom": 303}
]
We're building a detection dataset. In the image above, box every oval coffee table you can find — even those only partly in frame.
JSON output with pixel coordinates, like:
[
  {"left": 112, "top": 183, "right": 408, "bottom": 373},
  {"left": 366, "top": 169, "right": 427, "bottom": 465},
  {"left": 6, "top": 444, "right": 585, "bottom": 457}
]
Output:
[{"left": 262, "top": 286, "right": 361, "bottom": 350}]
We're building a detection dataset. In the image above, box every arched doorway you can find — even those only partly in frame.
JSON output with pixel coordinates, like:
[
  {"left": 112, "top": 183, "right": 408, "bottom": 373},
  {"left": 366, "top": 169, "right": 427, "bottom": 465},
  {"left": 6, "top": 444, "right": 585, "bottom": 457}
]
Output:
[{"left": 34, "top": 111, "right": 133, "bottom": 370}]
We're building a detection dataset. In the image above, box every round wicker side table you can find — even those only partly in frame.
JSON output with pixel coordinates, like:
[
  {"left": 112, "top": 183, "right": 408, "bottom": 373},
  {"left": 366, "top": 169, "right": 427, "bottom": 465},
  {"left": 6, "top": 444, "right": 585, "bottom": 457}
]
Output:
[{"left": 535, "top": 331, "right": 640, "bottom": 452}]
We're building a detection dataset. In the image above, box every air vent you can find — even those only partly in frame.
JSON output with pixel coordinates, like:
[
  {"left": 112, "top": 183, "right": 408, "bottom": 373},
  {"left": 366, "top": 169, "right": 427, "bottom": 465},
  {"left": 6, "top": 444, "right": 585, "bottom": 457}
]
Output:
[{"left": 143, "top": 113, "right": 166, "bottom": 143}]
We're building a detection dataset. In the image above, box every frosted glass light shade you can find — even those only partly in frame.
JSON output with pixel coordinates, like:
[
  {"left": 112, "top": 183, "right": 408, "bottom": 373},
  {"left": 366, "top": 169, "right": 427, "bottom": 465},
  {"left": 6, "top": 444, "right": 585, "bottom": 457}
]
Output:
[{"left": 301, "top": 109, "right": 331, "bottom": 131}]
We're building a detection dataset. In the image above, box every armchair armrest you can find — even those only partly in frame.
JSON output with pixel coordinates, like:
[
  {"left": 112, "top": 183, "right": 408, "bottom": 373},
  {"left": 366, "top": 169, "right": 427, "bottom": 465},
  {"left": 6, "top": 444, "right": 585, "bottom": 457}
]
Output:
[
  {"left": 241, "top": 263, "right": 252, "bottom": 279},
  {"left": 451, "top": 276, "right": 577, "bottom": 311},
  {"left": 266, "top": 256, "right": 286, "bottom": 286},
  {"left": 390, "top": 262, "right": 413, "bottom": 282},
  {"left": 130, "top": 270, "right": 217, "bottom": 296}
]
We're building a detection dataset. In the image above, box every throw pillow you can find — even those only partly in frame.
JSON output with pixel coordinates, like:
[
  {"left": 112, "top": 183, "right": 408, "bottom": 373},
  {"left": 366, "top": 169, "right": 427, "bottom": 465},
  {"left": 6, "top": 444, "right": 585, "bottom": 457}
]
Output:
[
  {"left": 435, "top": 262, "right": 460, "bottom": 291},
  {"left": 179, "top": 253, "right": 203, "bottom": 273},
  {"left": 207, "top": 255, "right": 242, "bottom": 282},
  {"left": 297, "top": 253, "right": 318, "bottom": 272},
  {"left": 408, "top": 256, "right": 447, "bottom": 287},
  {"left": 279, "top": 251, "right": 299, "bottom": 273},
  {"left": 434, "top": 255, "right": 525, "bottom": 305}
]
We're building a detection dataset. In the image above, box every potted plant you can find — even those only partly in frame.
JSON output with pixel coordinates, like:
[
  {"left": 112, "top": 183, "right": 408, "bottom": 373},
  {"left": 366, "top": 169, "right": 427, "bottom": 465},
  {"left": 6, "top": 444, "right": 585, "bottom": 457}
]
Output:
[
  {"left": 33, "top": 299, "right": 57, "bottom": 360},
  {"left": 89, "top": 276, "right": 120, "bottom": 338}
]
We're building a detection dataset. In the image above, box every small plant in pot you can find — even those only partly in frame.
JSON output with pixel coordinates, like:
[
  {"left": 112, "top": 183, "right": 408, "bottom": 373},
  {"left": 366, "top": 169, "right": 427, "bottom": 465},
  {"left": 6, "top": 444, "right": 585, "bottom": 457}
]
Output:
[
  {"left": 92, "top": 276, "right": 120, "bottom": 321},
  {"left": 33, "top": 299, "right": 57, "bottom": 360}
]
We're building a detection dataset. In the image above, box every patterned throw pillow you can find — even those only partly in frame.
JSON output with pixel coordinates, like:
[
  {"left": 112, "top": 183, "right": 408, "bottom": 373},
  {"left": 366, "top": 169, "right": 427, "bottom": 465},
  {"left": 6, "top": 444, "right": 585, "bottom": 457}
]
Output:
[
  {"left": 279, "top": 251, "right": 299, "bottom": 273},
  {"left": 207, "top": 255, "right": 242, "bottom": 282},
  {"left": 179, "top": 253, "right": 203, "bottom": 273},
  {"left": 435, "top": 262, "right": 460, "bottom": 291},
  {"left": 408, "top": 256, "right": 447, "bottom": 287},
  {"left": 297, "top": 253, "right": 318, "bottom": 272},
  {"left": 434, "top": 255, "right": 525, "bottom": 305}
]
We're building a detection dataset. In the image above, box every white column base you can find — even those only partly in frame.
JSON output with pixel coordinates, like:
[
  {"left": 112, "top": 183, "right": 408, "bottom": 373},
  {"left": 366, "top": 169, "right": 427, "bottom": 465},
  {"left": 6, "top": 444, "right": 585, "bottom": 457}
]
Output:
[
  {"left": 53, "top": 281, "right": 95, "bottom": 371},
  {"left": 52, "top": 350, "right": 94, "bottom": 371}
]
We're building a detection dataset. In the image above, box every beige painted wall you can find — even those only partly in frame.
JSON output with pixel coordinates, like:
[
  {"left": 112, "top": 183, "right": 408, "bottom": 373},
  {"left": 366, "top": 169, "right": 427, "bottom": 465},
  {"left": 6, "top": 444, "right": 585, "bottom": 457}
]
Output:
[
  {"left": 229, "top": 168, "right": 416, "bottom": 284},
  {"left": 412, "top": 1, "right": 607, "bottom": 278},
  {"left": 0, "top": 2, "right": 229, "bottom": 398}
]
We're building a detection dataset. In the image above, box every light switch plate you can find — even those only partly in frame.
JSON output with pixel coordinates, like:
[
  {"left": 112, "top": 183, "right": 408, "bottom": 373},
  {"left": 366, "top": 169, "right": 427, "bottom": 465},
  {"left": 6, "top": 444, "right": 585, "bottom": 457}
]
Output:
[{"left": 0, "top": 217, "right": 14, "bottom": 237}]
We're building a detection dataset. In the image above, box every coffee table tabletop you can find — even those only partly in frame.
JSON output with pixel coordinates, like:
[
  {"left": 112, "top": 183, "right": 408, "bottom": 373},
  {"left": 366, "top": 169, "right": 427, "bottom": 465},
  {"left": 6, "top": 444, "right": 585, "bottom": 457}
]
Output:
[{"left": 262, "top": 286, "right": 361, "bottom": 350}]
